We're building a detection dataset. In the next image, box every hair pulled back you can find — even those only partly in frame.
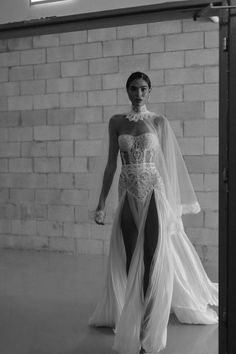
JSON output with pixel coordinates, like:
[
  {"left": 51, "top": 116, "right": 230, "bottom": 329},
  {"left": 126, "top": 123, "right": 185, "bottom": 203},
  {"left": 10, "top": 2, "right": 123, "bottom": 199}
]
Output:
[{"left": 126, "top": 72, "right": 152, "bottom": 91}]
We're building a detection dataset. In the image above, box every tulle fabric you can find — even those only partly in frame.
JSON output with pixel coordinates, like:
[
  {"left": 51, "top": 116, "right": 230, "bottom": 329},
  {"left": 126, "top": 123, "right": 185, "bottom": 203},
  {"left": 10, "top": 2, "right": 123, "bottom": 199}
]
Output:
[{"left": 88, "top": 111, "right": 218, "bottom": 354}]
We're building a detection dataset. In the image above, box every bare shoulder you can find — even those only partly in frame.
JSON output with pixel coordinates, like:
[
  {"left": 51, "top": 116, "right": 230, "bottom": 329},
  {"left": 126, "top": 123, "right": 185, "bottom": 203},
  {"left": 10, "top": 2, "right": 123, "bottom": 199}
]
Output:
[{"left": 109, "top": 114, "right": 126, "bottom": 133}]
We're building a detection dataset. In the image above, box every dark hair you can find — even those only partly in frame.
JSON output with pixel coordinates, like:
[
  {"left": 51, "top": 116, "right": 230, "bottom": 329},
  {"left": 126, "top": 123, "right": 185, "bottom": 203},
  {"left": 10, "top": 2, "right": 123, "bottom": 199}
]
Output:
[{"left": 126, "top": 72, "right": 152, "bottom": 90}]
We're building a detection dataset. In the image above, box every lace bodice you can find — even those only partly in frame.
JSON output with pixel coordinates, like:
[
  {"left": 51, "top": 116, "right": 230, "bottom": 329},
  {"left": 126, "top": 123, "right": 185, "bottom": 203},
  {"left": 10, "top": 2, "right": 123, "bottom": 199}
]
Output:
[
  {"left": 118, "top": 133, "right": 165, "bottom": 201},
  {"left": 118, "top": 132, "right": 159, "bottom": 165}
]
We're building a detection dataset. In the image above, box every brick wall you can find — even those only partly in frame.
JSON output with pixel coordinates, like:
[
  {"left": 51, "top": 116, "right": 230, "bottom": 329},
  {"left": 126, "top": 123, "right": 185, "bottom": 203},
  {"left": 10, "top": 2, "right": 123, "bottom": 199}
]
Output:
[{"left": 0, "top": 19, "right": 219, "bottom": 280}]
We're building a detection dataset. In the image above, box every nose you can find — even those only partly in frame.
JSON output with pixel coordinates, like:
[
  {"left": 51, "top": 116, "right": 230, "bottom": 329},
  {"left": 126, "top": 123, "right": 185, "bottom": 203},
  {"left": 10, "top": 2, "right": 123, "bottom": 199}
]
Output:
[{"left": 136, "top": 88, "right": 142, "bottom": 98}]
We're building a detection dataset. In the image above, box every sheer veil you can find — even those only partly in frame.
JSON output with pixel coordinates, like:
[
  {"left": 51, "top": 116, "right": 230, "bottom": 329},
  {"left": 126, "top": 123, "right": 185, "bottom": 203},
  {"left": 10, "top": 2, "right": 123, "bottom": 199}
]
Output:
[{"left": 88, "top": 110, "right": 200, "bottom": 223}]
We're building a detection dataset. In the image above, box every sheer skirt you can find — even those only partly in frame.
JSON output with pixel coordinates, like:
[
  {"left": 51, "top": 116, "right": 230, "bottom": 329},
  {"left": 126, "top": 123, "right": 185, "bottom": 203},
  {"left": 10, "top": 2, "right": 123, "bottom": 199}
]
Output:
[{"left": 89, "top": 164, "right": 218, "bottom": 354}]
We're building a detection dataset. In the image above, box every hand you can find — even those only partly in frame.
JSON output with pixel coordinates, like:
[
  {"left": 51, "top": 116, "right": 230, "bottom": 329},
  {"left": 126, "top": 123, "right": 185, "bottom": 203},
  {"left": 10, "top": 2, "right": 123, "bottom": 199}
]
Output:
[{"left": 94, "top": 209, "right": 105, "bottom": 225}]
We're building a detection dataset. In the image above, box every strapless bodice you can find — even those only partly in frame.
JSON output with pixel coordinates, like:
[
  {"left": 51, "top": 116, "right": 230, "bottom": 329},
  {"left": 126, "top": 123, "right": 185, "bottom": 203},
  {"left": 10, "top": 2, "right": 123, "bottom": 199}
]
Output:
[
  {"left": 118, "top": 133, "right": 164, "bottom": 201},
  {"left": 118, "top": 132, "right": 159, "bottom": 165}
]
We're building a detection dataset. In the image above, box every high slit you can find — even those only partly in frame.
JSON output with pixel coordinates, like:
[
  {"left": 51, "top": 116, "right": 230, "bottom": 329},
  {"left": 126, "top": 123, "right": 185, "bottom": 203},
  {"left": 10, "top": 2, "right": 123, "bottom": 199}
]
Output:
[{"left": 89, "top": 122, "right": 218, "bottom": 354}]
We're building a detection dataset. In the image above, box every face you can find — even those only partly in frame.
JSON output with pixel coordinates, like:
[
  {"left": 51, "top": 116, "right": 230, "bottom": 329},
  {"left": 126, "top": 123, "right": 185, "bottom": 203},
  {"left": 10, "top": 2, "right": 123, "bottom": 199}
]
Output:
[{"left": 127, "top": 78, "right": 151, "bottom": 108}]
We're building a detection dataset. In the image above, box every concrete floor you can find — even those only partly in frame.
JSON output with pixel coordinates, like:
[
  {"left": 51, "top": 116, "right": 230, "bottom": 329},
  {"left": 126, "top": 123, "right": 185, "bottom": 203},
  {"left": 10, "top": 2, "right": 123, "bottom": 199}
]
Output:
[{"left": 0, "top": 249, "right": 218, "bottom": 354}]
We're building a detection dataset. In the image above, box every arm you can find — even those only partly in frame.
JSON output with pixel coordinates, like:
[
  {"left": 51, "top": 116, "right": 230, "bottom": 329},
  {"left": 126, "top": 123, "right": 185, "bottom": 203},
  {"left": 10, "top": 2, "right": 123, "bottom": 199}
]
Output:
[{"left": 96, "top": 116, "right": 119, "bottom": 212}]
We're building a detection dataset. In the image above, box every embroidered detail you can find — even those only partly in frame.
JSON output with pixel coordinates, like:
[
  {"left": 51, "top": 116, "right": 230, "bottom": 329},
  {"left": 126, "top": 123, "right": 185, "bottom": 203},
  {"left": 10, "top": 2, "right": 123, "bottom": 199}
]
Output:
[
  {"left": 118, "top": 133, "right": 164, "bottom": 201},
  {"left": 126, "top": 105, "right": 155, "bottom": 122}
]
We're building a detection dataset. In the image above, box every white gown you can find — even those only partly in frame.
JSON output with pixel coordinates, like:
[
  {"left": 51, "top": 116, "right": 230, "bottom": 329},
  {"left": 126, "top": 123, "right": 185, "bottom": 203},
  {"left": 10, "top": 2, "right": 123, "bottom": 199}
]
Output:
[{"left": 89, "top": 113, "right": 218, "bottom": 354}]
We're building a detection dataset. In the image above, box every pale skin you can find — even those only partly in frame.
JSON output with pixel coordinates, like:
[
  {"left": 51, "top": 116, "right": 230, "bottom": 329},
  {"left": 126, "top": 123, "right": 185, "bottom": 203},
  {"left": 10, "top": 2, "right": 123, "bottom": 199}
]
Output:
[{"left": 95, "top": 78, "right": 159, "bottom": 354}]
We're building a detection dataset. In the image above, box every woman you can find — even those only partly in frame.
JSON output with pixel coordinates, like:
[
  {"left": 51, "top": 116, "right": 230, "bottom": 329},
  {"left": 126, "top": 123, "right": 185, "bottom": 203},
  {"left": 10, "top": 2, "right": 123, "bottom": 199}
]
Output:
[{"left": 89, "top": 72, "right": 218, "bottom": 354}]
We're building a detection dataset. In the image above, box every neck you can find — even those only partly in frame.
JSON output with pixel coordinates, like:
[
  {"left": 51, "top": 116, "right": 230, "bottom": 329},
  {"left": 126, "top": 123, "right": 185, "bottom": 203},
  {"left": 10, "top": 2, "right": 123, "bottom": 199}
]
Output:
[{"left": 132, "top": 104, "right": 147, "bottom": 113}]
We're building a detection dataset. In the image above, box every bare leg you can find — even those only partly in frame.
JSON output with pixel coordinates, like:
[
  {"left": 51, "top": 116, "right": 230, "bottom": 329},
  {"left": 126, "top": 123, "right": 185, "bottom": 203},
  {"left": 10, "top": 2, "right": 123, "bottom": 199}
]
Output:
[
  {"left": 143, "top": 191, "right": 159, "bottom": 298},
  {"left": 121, "top": 194, "right": 138, "bottom": 276},
  {"left": 140, "top": 191, "right": 159, "bottom": 354}
]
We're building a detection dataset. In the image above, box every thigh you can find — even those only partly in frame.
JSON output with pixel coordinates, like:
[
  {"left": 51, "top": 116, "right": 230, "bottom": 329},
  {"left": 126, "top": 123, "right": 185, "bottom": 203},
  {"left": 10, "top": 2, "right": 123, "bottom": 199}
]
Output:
[{"left": 144, "top": 191, "right": 159, "bottom": 264}]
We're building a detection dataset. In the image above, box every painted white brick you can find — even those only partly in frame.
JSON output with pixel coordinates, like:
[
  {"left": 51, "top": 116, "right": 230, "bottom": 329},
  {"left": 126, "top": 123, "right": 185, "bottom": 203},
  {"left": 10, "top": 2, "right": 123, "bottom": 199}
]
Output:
[
  {"left": 88, "top": 90, "right": 116, "bottom": 106},
  {"left": 9, "top": 127, "right": 33, "bottom": 141},
  {"left": 89, "top": 57, "right": 118, "bottom": 74},
  {"left": 88, "top": 123, "right": 106, "bottom": 139},
  {"left": 21, "top": 80, "right": 45, "bottom": 95},
  {"left": 165, "top": 68, "right": 203, "bottom": 85},
  {"left": 48, "top": 205, "right": 74, "bottom": 221},
  {"left": 8, "top": 96, "right": 33, "bottom": 111},
  {"left": 61, "top": 157, "right": 87, "bottom": 173},
  {"left": 189, "top": 173, "right": 204, "bottom": 191},
  {"left": 184, "top": 156, "right": 218, "bottom": 173},
  {"left": 47, "top": 108, "right": 74, "bottom": 125},
  {"left": 102, "top": 73, "right": 131, "bottom": 89},
  {"left": 74, "top": 75, "right": 102, "bottom": 91},
  {"left": 205, "top": 137, "right": 219, "bottom": 155},
  {"left": 149, "top": 86, "right": 183, "bottom": 103},
  {"left": 75, "top": 107, "right": 103, "bottom": 123},
  {"left": 47, "top": 173, "right": 74, "bottom": 189},
  {"left": 0, "top": 112, "right": 20, "bottom": 128},
  {"left": 60, "top": 92, "right": 87, "bottom": 108},
  {"left": 9, "top": 66, "right": 33, "bottom": 81},
  {"left": 47, "top": 78, "right": 73, "bottom": 93},
  {"left": 21, "top": 49, "right": 46, "bottom": 65},
  {"left": 187, "top": 227, "right": 218, "bottom": 246},
  {"left": 34, "top": 125, "right": 59, "bottom": 141},
  {"left": 8, "top": 173, "right": 47, "bottom": 189},
  {"left": 184, "top": 119, "right": 218, "bottom": 137},
  {"left": 64, "top": 222, "right": 90, "bottom": 238},
  {"left": 47, "top": 141, "right": 73, "bottom": 156},
  {"left": 88, "top": 28, "right": 116, "bottom": 42},
  {"left": 47, "top": 46, "right": 73, "bottom": 62},
  {"left": 61, "top": 124, "right": 87, "bottom": 140},
  {"left": 0, "top": 52, "right": 19, "bottom": 67},
  {"left": 34, "top": 157, "right": 59, "bottom": 173},
  {"left": 75, "top": 206, "right": 89, "bottom": 223},
  {"left": 165, "top": 32, "right": 203, "bottom": 51},
  {"left": 204, "top": 173, "right": 218, "bottom": 191},
  {"left": 35, "top": 189, "right": 61, "bottom": 204},
  {"left": 33, "top": 94, "right": 59, "bottom": 110},
  {"left": 60, "top": 31, "right": 87, "bottom": 45},
  {"left": 197, "top": 191, "right": 218, "bottom": 210},
  {"left": 74, "top": 43, "right": 102, "bottom": 59},
  {"left": 184, "top": 84, "right": 218, "bottom": 101},
  {"left": 10, "top": 189, "right": 34, "bottom": 202},
  {"left": 8, "top": 37, "right": 32, "bottom": 51},
  {"left": 150, "top": 52, "right": 184, "bottom": 69},
  {"left": 119, "top": 54, "right": 149, "bottom": 72},
  {"left": 205, "top": 31, "right": 219, "bottom": 48},
  {"left": 37, "top": 220, "right": 63, "bottom": 237},
  {"left": 49, "top": 237, "right": 75, "bottom": 252},
  {"left": 178, "top": 137, "right": 204, "bottom": 155},
  {"left": 61, "top": 61, "right": 88, "bottom": 77},
  {"left": 33, "top": 34, "right": 59, "bottom": 48},
  {"left": 0, "top": 128, "right": 8, "bottom": 142},
  {"left": 117, "top": 24, "right": 147, "bottom": 39},
  {"left": 0, "top": 82, "right": 19, "bottom": 96},
  {"left": 75, "top": 140, "right": 101, "bottom": 156},
  {"left": 76, "top": 238, "right": 103, "bottom": 254},
  {"left": 61, "top": 189, "right": 88, "bottom": 206},
  {"left": 0, "top": 142, "right": 20, "bottom": 157},
  {"left": 12, "top": 220, "right": 36, "bottom": 235},
  {"left": 74, "top": 173, "right": 92, "bottom": 189},
  {"left": 134, "top": 36, "right": 164, "bottom": 54},
  {"left": 103, "top": 39, "right": 132, "bottom": 57},
  {"left": 0, "top": 68, "right": 8, "bottom": 82},
  {"left": 148, "top": 21, "right": 182, "bottom": 35},
  {"left": 34, "top": 63, "right": 60, "bottom": 79},
  {"left": 182, "top": 211, "right": 204, "bottom": 228},
  {"left": 205, "top": 101, "right": 219, "bottom": 119},
  {"left": 0, "top": 97, "right": 7, "bottom": 111},
  {"left": 21, "top": 110, "right": 47, "bottom": 126},
  {"left": 205, "top": 210, "right": 218, "bottom": 228},
  {"left": 204, "top": 66, "right": 219, "bottom": 83},
  {"left": 91, "top": 224, "right": 112, "bottom": 240},
  {"left": 183, "top": 19, "right": 218, "bottom": 32},
  {"left": 21, "top": 142, "right": 47, "bottom": 157},
  {"left": 185, "top": 49, "right": 218, "bottom": 66},
  {"left": 9, "top": 158, "right": 32, "bottom": 172}
]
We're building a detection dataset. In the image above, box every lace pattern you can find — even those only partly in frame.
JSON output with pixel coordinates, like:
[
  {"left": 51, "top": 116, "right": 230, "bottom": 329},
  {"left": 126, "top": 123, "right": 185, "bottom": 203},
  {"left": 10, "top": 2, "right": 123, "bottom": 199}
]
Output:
[{"left": 118, "top": 133, "right": 165, "bottom": 201}]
